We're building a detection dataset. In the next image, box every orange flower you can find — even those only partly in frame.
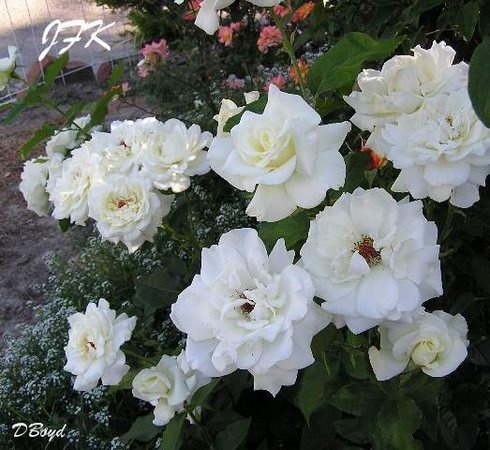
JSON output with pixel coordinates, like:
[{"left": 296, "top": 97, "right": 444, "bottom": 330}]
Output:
[
  {"left": 288, "top": 59, "right": 309, "bottom": 85},
  {"left": 292, "top": 1, "right": 315, "bottom": 23}
]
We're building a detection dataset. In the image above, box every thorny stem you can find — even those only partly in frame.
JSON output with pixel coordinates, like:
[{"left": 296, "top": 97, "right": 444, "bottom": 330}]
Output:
[{"left": 271, "top": 9, "right": 309, "bottom": 100}]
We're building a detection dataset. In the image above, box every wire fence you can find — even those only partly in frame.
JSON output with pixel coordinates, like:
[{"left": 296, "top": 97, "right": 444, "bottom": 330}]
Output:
[{"left": 0, "top": 0, "right": 137, "bottom": 104}]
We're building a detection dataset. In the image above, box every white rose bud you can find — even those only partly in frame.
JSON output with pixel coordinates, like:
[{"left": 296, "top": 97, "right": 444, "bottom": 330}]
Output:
[
  {"left": 19, "top": 158, "right": 50, "bottom": 216},
  {"left": 368, "top": 309, "right": 469, "bottom": 381}
]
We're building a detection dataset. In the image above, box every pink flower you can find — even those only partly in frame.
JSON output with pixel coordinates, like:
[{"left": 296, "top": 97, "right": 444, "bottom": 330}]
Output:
[
  {"left": 225, "top": 74, "right": 245, "bottom": 90},
  {"left": 257, "top": 25, "right": 282, "bottom": 54},
  {"left": 183, "top": 0, "right": 201, "bottom": 21},
  {"left": 230, "top": 21, "right": 242, "bottom": 32},
  {"left": 273, "top": 5, "right": 291, "bottom": 18},
  {"left": 263, "top": 75, "right": 286, "bottom": 92},
  {"left": 137, "top": 60, "right": 150, "bottom": 78},
  {"left": 140, "top": 39, "right": 170, "bottom": 66},
  {"left": 218, "top": 26, "right": 234, "bottom": 47}
]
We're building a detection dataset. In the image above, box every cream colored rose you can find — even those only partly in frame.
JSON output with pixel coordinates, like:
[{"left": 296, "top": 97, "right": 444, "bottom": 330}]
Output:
[{"left": 0, "top": 46, "right": 17, "bottom": 91}]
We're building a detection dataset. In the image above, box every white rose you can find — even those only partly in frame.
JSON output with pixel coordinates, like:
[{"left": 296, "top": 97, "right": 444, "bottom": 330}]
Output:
[
  {"left": 140, "top": 118, "right": 212, "bottom": 193},
  {"left": 88, "top": 173, "right": 174, "bottom": 253},
  {"left": 0, "top": 46, "right": 17, "bottom": 91},
  {"left": 208, "top": 84, "right": 351, "bottom": 222},
  {"left": 64, "top": 298, "right": 137, "bottom": 391},
  {"left": 132, "top": 351, "right": 210, "bottom": 426},
  {"left": 372, "top": 89, "right": 490, "bottom": 208},
  {"left": 170, "top": 228, "right": 330, "bottom": 396},
  {"left": 19, "top": 158, "right": 50, "bottom": 216},
  {"left": 368, "top": 308, "right": 469, "bottom": 381},
  {"left": 195, "top": 0, "right": 280, "bottom": 34},
  {"left": 46, "top": 115, "right": 92, "bottom": 158},
  {"left": 300, "top": 188, "right": 442, "bottom": 334},
  {"left": 50, "top": 146, "right": 101, "bottom": 225},
  {"left": 344, "top": 41, "right": 468, "bottom": 131}
]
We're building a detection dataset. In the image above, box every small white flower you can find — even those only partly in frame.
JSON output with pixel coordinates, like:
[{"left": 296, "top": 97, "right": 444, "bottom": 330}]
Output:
[
  {"left": 140, "top": 118, "right": 212, "bottom": 193},
  {"left": 88, "top": 173, "right": 174, "bottom": 253},
  {"left": 19, "top": 158, "right": 50, "bottom": 216},
  {"left": 214, "top": 92, "right": 260, "bottom": 137},
  {"left": 300, "top": 188, "right": 442, "bottom": 334},
  {"left": 373, "top": 89, "right": 490, "bottom": 208},
  {"left": 64, "top": 298, "right": 137, "bottom": 391},
  {"left": 132, "top": 351, "right": 210, "bottom": 426},
  {"left": 368, "top": 308, "right": 469, "bottom": 381},
  {"left": 208, "top": 84, "right": 351, "bottom": 222},
  {"left": 170, "top": 228, "right": 330, "bottom": 396},
  {"left": 46, "top": 115, "right": 92, "bottom": 159},
  {"left": 0, "top": 46, "right": 17, "bottom": 91}
]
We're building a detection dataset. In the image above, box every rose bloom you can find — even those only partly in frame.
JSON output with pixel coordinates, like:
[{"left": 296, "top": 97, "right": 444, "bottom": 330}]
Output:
[
  {"left": 195, "top": 0, "right": 281, "bottom": 34},
  {"left": 273, "top": 4, "right": 291, "bottom": 17},
  {"left": 64, "top": 298, "right": 137, "bottom": 391},
  {"left": 140, "top": 118, "right": 212, "bottom": 193},
  {"left": 218, "top": 25, "right": 235, "bottom": 46},
  {"left": 140, "top": 39, "right": 170, "bottom": 65},
  {"left": 0, "top": 46, "right": 16, "bottom": 91},
  {"left": 370, "top": 89, "right": 490, "bottom": 208},
  {"left": 170, "top": 228, "right": 330, "bottom": 396},
  {"left": 288, "top": 59, "right": 309, "bottom": 86},
  {"left": 263, "top": 75, "right": 287, "bottom": 92},
  {"left": 300, "top": 188, "right": 443, "bottom": 334},
  {"left": 182, "top": 0, "right": 201, "bottom": 21},
  {"left": 137, "top": 59, "right": 150, "bottom": 78},
  {"left": 50, "top": 146, "right": 102, "bottom": 225},
  {"left": 208, "top": 84, "right": 350, "bottom": 221},
  {"left": 19, "top": 158, "right": 50, "bottom": 216},
  {"left": 257, "top": 25, "right": 283, "bottom": 54},
  {"left": 369, "top": 308, "right": 468, "bottom": 381},
  {"left": 88, "top": 173, "right": 174, "bottom": 253},
  {"left": 292, "top": 1, "right": 315, "bottom": 22},
  {"left": 132, "top": 351, "right": 210, "bottom": 426},
  {"left": 344, "top": 41, "right": 468, "bottom": 132}
]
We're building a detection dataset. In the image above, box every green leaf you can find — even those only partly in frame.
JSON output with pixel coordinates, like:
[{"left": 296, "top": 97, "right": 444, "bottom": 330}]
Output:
[
  {"left": 334, "top": 418, "right": 372, "bottom": 444},
  {"left": 455, "top": 1, "right": 480, "bottom": 41},
  {"left": 43, "top": 53, "right": 69, "bottom": 88},
  {"left": 343, "top": 152, "right": 371, "bottom": 193},
  {"left": 188, "top": 379, "right": 219, "bottom": 408},
  {"left": 121, "top": 414, "right": 161, "bottom": 443},
  {"left": 58, "top": 218, "right": 71, "bottom": 232},
  {"left": 134, "top": 257, "right": 187, "bottom": 316},
  {"left": 215, "top": 418, "right": 251, "bottom": 450},
  {"left": 307, "top": 33, "right": 402, "bottom": 95},
  {"left": 469, "top": 39, "right": 490, "bottom": 127},
  {"left": 19, "top": 124, "right": 58, "bottom": 160},
  {"left": 258, "top": 210, "right": 310, "bottom": 252},
  {"left": 374, "top": 397, "right": 422, "bottom": 450},
  {"left": 296, "top": 360, "right": 330, "bottom": 423},
  {"left": 222, "top": 96, "right": 267, "bottom": 133},
  {"left": 330, "top": 383, "right": 383, "bottom": 416},
  {"left": 108, "top": 63, "right": 124, "bottom": 87},
  {"left": 108, "top": 368, "right": 137, "bottom": 394},
  {"left": 160, "top": 413, "right": 185, "bottom": 450}
]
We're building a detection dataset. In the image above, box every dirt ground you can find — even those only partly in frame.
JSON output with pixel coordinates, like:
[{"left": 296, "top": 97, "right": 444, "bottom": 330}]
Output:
[{"left": 0, "top": 80, "right": 150, "bottom": 340}]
